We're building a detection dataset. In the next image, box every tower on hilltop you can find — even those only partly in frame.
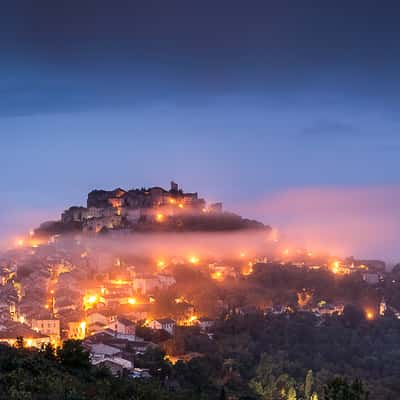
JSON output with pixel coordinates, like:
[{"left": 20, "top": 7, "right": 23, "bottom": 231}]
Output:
[{"left": 170, "top": 181, "right": 179, "bottom": 192}]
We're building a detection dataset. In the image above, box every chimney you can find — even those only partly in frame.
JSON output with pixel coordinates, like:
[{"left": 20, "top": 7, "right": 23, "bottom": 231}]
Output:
[{"left": 170, "top": 181, "right": 178, "bottom": 192}]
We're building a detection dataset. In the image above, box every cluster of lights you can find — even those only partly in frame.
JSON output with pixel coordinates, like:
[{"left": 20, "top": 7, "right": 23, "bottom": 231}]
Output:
[
  {"left": 83, "top": 294, "right": 103, "bottom": 310},
  {"left": 331, "top": 261, "right": 340, "bottom": 274}
]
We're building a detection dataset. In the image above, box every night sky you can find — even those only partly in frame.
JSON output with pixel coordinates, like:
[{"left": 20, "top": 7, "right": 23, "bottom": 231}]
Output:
[{"left": 1, "top": 1, "right": 400, "bottom": 258}]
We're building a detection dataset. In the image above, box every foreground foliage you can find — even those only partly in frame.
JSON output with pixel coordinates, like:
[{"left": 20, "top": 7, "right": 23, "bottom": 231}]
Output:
[{"left": 1, "top": 306, "right": 399, "bottom": 400}]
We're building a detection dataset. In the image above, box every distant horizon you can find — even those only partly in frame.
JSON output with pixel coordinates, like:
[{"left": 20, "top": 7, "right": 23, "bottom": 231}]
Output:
[{"left": 2, "top": 182, "right": 399, "bottom": 265}]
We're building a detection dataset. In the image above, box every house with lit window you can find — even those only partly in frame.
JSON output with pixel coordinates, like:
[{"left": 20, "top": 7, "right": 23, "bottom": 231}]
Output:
[
  {"left": 111, "top": 317, "right": 136, "bottom": 336},
  {"left": 149, "top": 318, "right": 175, "bottom": 335},
  {"left": 31, "top": 318, "right": 60, "bottom": 343},
  {"left": 0, "top": 322, "right": 50, "bottom": 348}
]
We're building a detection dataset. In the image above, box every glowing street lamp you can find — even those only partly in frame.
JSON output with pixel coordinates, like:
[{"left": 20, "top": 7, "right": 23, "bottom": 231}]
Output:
[
  {"left": 156, "top": 213, "right": 165, "bottom": 222},
  {"left": 157, "top": 259, "right": 166, "bottom": 268},
  {"left": 366, "top": 310, "right": 375, "bottom": 320},
  {"left": 188, "top": 256, "right": 199, "bottom": 264}
]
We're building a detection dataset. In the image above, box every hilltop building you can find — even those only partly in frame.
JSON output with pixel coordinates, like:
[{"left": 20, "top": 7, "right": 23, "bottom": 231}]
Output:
[{"left": 61, "top": 182, "right": 223, "bottom": 233}]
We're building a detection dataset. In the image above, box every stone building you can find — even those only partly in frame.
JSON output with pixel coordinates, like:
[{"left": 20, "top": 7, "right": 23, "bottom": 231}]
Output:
[{"left": 60, "top": 182, "right": 221, "bottom": 234}]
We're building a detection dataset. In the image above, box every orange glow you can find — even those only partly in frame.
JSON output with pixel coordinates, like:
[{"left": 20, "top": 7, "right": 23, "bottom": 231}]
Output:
[
  {"left": 178, "top": 203, "right": 184, "bottom": 209},
  {"left": 331, "top": 261, "right": 340, "bottom": 274},
  {"left": 157, "top": 259, "right": 166, "bottom": 268},
  {"left": 240, "top": 251, "right": 246, "bottom": 258},
  {"left": 366, "top": 310, "right": 375, "bottom": 320},
  {"left": 211, "top": 271, "right": 223, "bottom": 280},
  {"left": 78, "top": 321, "right": 87, "bottom": 339},
  {"left": 83, "top": 294, "right": 101, "bottom": 310},
  {"left": 188, "top": 256, "right": 199, "bottom": 264},
  {"left": 156, "top": 213, "right": 165, "bottom": 222},
  {"left": 128, "top": 297, "right": 137, "bottom": 305},
  {"left": 179, "top": 315, "right": 199, "bottom": 326},
  {"left": 110, "top": 279, "right": 130, "bottom": 285},
  {"left": 282, "top": 248, "right": 290, "bottom": 256},
  {"left": 202, "top": 207, "right": 208, "bottom": 213},
  {"left": 29, "top": 230, "right": 34, "bottom": 237},
  {"left": 109, "top": 198, "right": 123, "bottom": 209},
  {"left": 44, "top": 304, "right": 49, "bottom": 309},
  {"left": 169, "top": 198, "right": 176, "bottom": 204},
  {"left": 26, "top": 339, "right": 33, "bottom": 347},
  {"left": 87, "top": 295, "right": 97, "bottom": 304},
  {"left": 16, "top": 239, "right": 24, "bottom": 247},
  {"left": 242, "top": 261, "right": 254, "bottom": 276}
]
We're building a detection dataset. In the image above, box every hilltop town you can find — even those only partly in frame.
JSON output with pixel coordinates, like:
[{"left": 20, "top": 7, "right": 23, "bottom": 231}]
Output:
[{"left": 36, "top": 182, "right": 266, "bottom": 237}]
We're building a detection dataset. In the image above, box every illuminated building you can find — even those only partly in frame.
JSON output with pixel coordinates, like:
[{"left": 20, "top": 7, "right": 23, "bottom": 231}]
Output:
[
  {"left": 31, "top": 319, "right": 61, "bottom": 344},
  {"left": 61, "top": 182, "right": 212, "bottom": 233},
  {"left": 110, "top": 317, "right": 136, "bottom": 336},
  {"left": 149, "top": 318, "right": 176, "bottom": 335},
  {"left": 379, "top": 298, "right": 387, "bottom": 316},
  {"left": 68, "top": 321, "right": 86, "bottom": 339},
  {"left": 0, "top": 323, "right": 50, "bottom": 348}
]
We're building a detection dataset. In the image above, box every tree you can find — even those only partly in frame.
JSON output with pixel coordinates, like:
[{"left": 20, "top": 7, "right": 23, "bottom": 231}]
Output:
[
  {"left": 57, "top": 339, "right": 91, "bottom": 370},
  {"left": 220, "top": 386, "right": 226, "bottom": 400},
  {"left": 324, "top": 377, "right": 369, "bottom": 400},
  {"left": 249, "top": 354, "right": 295, "bottom": 400},
  {"left": 287, "top": 386, "right": 296, "bottom": 400},
  {"left": 41, "top": 342, "right": 56, "bottom": 361},
  {"left": 342, "top": 305, "right": 364, "bottom": 328},
  {"left": 305, "top": 370, "right": 314, "bottom": 400},
  {"left": 15, "top": 336, "right": 24, "bottom": 349}
]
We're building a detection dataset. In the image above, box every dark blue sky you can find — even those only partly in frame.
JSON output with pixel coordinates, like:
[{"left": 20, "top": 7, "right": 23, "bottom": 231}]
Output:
[{"left": 1, "top": 1, "right": 400, "bottom": 257}]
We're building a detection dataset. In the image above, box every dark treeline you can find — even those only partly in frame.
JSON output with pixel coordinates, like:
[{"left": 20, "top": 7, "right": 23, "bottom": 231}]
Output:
[{"left": 1, "top": 309, "right": 400, "bottom": 399}]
